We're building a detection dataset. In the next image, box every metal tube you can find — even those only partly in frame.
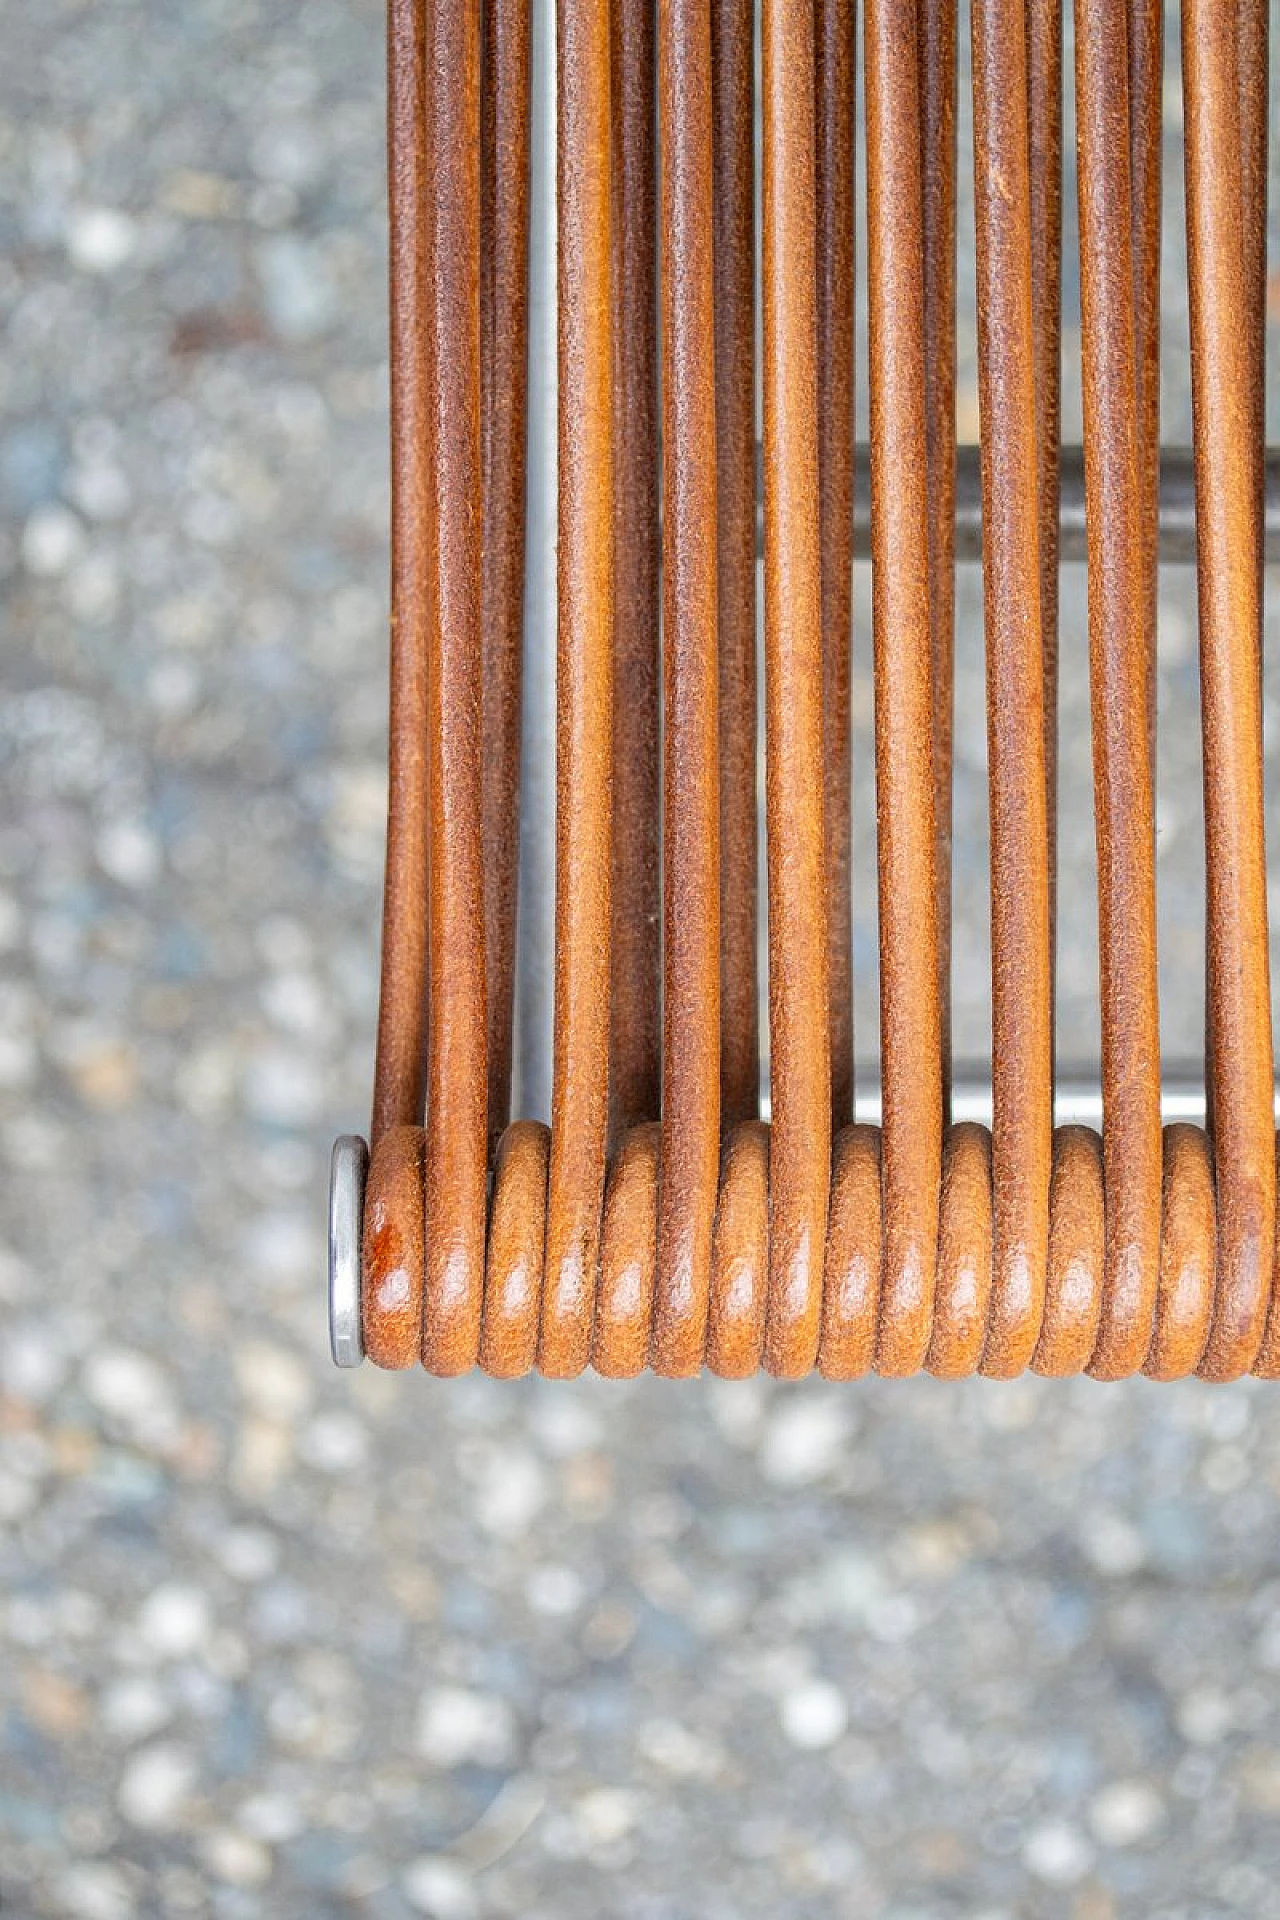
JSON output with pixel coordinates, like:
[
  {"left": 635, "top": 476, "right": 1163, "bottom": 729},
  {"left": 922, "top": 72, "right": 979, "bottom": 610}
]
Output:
[
  {"left": 833, "top": 445, "right": 1280, "bottom": 562},
  {"left": 331, "top": 1070, "right": 1280, "bottom": 1363},
  {"left": 847, "top": 1066, "right": 1257, "bottom": 1127},
  {"left": 511, "top": 0, "right": 558, "bottom": 1124}
]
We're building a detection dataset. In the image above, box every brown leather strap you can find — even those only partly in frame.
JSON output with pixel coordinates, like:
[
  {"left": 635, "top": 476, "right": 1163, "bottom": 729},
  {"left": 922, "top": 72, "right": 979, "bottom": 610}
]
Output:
[
  {"left": 1185, "top": 0, "right": 1275, "bottom": 1379},
  {"left": 763, "top": 0, "right": 831, "bottom": 1378},
  {"left": 1236, "top": 0, "right": 1267, "bottom": 627},
  {"left": 652, "top": 0, "right": 722, "bottom": 1375},
  {"left": 917, "top": 0, "right": 958, "bottom": 1111},
  {"left": 481, "top": 1121, "right": 549, "bottom": 1376},
  {"left": 972, "top": 0, "right": 1052, "bottom": 1376},
  {"left": 865, "top": 0, "right": 941, "bottom": 1375},
  {"left": 711, "top": 0, "right": 759, "bottom": 1132},
  {"left": 421, "top": 0, "right": 489, "bottom": 1376},
  {"left": 372, "top": 0, "right": 432, "bottom": 1149},
  {"left": 540, "top": 0, "right": 614, "bottom": 1377},
  {"left": 1129, "top": 0, "right": 1163, "bottom": 772},
  {"left": 1076, "top": 0, "right": 1162, "bottom": 1378}
]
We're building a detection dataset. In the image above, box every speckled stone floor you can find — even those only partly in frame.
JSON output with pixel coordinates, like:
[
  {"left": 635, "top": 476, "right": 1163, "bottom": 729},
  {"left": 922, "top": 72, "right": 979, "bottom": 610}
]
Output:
[{"left": 5, "top": 3, "right": 1280, "bottom": 1917}]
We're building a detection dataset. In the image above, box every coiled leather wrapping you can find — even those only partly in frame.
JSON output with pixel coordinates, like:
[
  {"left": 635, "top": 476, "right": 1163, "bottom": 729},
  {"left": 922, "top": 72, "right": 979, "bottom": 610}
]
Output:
[{"left": 365, "top": 0, "right": 1276, "bottom": 1381}]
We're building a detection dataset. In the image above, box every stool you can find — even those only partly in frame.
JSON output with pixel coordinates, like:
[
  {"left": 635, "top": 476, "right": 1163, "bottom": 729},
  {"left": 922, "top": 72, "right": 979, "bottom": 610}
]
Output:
[{"left": 329, "top": 0, "right": 1276, "bottom": 1382}]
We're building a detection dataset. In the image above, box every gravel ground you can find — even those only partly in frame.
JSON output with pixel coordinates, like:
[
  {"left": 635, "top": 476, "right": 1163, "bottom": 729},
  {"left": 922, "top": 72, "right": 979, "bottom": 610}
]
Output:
[{"left": 5, "top": 3, "right": 1280, "bottom": 1917}]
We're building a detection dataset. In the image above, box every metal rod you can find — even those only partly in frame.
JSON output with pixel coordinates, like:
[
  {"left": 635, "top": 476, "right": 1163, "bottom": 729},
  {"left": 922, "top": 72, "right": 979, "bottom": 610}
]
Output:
[
  {"left": 847, "top": 1066, "right": 1246, "bottom": 1127},
  {"left": 329, "top": 1068, "right": 1280, "bottom": 1363},
  {"left": 826, "top": 445, "right": 1280, "bottom": 563},
  {"left": 511, "top": 0, "right": 558, "bottom": 1123}
]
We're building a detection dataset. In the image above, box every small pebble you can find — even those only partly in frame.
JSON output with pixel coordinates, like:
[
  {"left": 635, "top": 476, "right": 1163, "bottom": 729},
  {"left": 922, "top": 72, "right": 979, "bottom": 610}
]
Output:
[
  {"left": 574, "top": 1788, "right": 638, "bottom": 1846},
  {"left": 402, "top": 1857, "right": 476, "bottom": 1920},
  {"left": 1089, "top": 1779, "right": 1166, "bottom": 1848},
  {"left": 21, "top": 1666, "right": 88, "bottom": 1738},
  {"left": 82, "top": 1348, "right": 179, "bottom": 1449},
  {"left": 474, "top": 1447, "right": 547, "bottom": 1537},
  {"left": 241, "top": 1049, "right": 324, "bottom": 1126},
  {"left": 3, "top": 1326, "right": 67, "bottom": 1404},
  {"left": 779, "top": 1679, "right": 849, "bottom": 1752},
  {"left": 65, "top": 206, "right": 138, "bottom": 273},
  {"left": 218, "top": 1525, "right": 281, "bottom": 1583},
  {"left": 0, "top": 890, "right": 21, "bottom": 950},
  {"left": 1078, "top": 1510, "right": 1146, "bottom": 1578},
  {"left": 299, "top": 1410, "right": 368, "bottom": 1473},
  {"left": 116, "top": 1744, "right": 198, "bottom": 1831},
  {"left": 66, "top": 462, "right": 131, "bottom": 522},
  {"left": 135, "top": 1584, "right": 212, "bottom": 1660},
  {"left": 22, "top": 503, "right": 84, "bottom": 577},
  {"left": 99, "top": 1676, "right": 173, "bottom": 1744},
  {"left": 1022, "top": 1820, "right": 1095, "bottom": 1888},
  {"left": 235, "top": 1342, "right": 313, "bottom": 1422},
  {"left": 417, "top": 1687, "right": 517, "bottom": 1769},
  {"left": 198, "top": 1828, "right": 273, "bottom": 1889},
  {"left": 1178, "top": 1686, "right": 1234, "bottom": 1745},
  {"left": 95, "top": 820, "right": 161, "bottom": 889},
  {"left": 525, "top": 1564, "right": 585, "bottom": 1617},
  {"left": 256, "top": 233, "right": 337, "bottom": 342},
  {"left": 759, "top": 1396, "right": 852, "bottom": 1488},
  {"left": 49, "top": 1863, "right": 135, "bottom": 1920},
  {"left": 637, "top": 1717, "right": 720, "bottom": 1780},
  {"left": 235, "top": 1794, "right": 304, "bottom": 1845}
]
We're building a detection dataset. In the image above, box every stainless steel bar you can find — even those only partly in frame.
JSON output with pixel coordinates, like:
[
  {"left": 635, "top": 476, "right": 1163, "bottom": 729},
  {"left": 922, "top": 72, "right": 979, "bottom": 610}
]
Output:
[
  {"left": 848, "top": 1066, "right": 1274, "bottom": 1127},
  {"left": 511, "top": 0, "right": 558, "bottom": 1124},
  {"left": 832, "top": 445, "right": 1280, "bottom": 562},
  {"left": 330, "top": 1068, "right": 1280, "bottom": 1362}
]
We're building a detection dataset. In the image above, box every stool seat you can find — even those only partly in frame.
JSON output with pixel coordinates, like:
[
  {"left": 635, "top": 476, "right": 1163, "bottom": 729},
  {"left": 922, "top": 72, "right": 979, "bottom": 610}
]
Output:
[{"left": 330, "top": 0, "right": 1277, "bottom": 1382}]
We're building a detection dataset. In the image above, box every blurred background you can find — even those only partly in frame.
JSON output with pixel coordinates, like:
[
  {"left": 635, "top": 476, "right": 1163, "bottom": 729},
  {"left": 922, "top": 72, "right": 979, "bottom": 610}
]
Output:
[{"left": 5, "top": 1, "right": 1280, "bottom": 1915}]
